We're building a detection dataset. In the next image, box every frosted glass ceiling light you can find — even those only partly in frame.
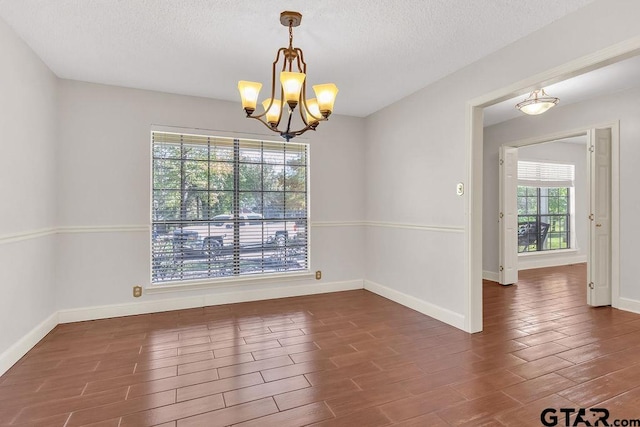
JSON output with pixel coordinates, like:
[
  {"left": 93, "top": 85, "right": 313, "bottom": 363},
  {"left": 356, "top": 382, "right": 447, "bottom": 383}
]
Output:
[
  {"left": 237, "top": 11, "right": 338, "bottom": 141},
  {"left": 515, "top": 89, "right": 559, "bottom": 115}
]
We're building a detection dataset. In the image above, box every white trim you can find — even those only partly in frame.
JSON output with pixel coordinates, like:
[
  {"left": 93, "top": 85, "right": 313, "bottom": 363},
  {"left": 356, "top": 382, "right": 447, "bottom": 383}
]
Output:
[
  {"left": 610, "top": 122, "right": 621, "bottom": 310},
  {"left": 58, "top": 225, "right": 148, "bottom": 234},
  {"left": 364, "top": 221, "right": 464, "bottom": 233},
  {"left": 0, "top": 226, "right": 148, "bottom": 245},
  {"left": 364, "top": 279, "right": 466, "bottom": 330},
  {"left": 465, "top": 102, "right": 484, "bottom": 333},
  {"left": 146, "top": 272, "right": 315, "bottom": 294},
  {"left": 0, "top": 312, "right": 58, "bottom": 376},
  {"left": 617, "top": 297, "right": 640, "bottom": 315},
  {"left": 0, "top": 222, "right": 370, "bottom": 246},
  {"left": 202, "top": 280, "right": 363, "bottom": 306},
  {"left": 59, "top": 279, "right": 364, "bottom": 324},
  {"left": 0, "top": 228, "right": 56, "bottom": 244},
  {"left": 518, "top": 253, "right": 587, "bottom": 271},
  {"left": 482, "top": 270, "right": 499, "bottom": 282},
  {"left": 466, "top": 35, "right": 640, "bottom": 333},
  {"left": 312, "top": 221, "right": 365, "bottom": 227},
  {"left": 313, "top": 221, "right": 464, "bottom": 232}
]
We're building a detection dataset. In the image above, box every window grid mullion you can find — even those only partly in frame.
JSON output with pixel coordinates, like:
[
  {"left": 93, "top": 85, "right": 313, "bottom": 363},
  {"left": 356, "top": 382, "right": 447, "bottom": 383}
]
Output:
[
  {"left": 151, "top": 132, "right": 308, "bottom": 283},
  {"left": 233, "top": 139, "right": 240, "bottom": 276}
]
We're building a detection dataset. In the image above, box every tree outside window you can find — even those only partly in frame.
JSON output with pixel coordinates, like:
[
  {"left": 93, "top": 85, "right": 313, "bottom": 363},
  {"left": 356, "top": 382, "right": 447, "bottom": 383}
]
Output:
[{"left": 151, "top": 132, "right": 308, "bottom": 283}]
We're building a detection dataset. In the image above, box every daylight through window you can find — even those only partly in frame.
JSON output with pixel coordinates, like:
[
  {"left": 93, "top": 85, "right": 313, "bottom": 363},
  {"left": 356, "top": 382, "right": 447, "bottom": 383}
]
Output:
[
  {"left": 517, "top": 161, "right": 574, "bottom": 253},
  {"left": 151, "top": 132, "right": 308, "bottom": 283}
]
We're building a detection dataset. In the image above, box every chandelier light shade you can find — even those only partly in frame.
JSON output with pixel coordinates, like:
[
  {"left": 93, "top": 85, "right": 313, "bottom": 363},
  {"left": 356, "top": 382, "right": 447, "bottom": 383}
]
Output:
[
  {"left": 237, "top": 81, "right": 263, "bottom": 112},
  {"left": 515, "top": 89, "right": 559, "bottom": 115},
  {"left": 237, "top": 11, "right": 338, "bottom": 141}
]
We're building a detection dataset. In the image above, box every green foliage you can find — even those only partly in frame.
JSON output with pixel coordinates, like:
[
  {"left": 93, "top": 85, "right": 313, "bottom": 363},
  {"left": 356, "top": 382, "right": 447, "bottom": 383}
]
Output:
[{"left": 153, "top": 140, "right": 307, "bottom": 223}]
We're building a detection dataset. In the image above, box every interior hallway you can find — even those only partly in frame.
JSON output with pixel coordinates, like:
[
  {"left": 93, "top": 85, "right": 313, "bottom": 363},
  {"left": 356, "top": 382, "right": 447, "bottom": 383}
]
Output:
[{"left": 1, "top": 264, "right": 640, "bottom": 426}]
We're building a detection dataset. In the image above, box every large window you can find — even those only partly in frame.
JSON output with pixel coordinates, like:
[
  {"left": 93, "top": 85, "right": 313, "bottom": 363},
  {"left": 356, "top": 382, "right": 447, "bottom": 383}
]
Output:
[
  {"left": 151, "top": 131, "right": 308, "bottom": 283},
  {"left": 517, "top": 161, "right": 574, "bottom": 253}
]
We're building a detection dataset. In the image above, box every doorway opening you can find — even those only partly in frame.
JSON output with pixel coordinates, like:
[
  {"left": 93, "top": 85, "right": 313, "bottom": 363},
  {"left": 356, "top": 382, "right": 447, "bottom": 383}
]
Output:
[
  {"left": 465, "top": 44, "right": 635, "bottom": 333},
  {"left": 497, "top": 134, "right": 587, "bottom": 284},
  {"left": 494, "top": 126, "right": 616, "bottom": 310}
]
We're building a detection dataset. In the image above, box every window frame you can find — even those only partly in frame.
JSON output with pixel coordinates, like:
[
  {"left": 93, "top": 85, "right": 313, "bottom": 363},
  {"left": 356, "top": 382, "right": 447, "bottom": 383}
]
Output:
[
  {"left": 149, "top": 129, "right": 312, "bottom": 288},
  {"left": 517, "top": 185, "right": 572, "bottom": 253}
]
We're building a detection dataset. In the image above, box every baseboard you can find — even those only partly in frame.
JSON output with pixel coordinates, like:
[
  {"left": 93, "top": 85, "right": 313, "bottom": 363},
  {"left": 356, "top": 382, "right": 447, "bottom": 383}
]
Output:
[
  {"left": 483, "top": 270, "right": 499, "bottom": 282},
  {"left": 0, "top": 312, "right": 58, "bottom": 376},
  {"left": 364, "top": 280, "right": 465, "bottom": 330},
  {"left": 201, "top": 280, "right": 364, "bottom": 306},
  {"left": 58, "top": 279, "right": 364, "bottom": 324},
  {"left": 617, "top": 297, "right": 640, "bottom": 315},
  {"left": 518, "top": 253, "right": 587, "bottom": 271}
]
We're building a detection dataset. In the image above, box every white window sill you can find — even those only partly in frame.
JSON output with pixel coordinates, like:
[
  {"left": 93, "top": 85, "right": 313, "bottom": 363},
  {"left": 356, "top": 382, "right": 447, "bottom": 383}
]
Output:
[
  {"left": 145, "top": 271, "right": 314, "bottom": 294},
  {"left": 518, "top": 248, "right": 579, "bottom": 257}
]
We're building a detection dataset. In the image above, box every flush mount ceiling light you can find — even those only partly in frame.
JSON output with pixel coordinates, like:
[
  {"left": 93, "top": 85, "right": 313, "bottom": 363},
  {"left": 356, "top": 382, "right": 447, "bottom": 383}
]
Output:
[
  {"left": 237, "top": 11, "right": 338, "bottom": 142},
  {"left": 515, "top": 89, "right": 559, "bottom": 115}
]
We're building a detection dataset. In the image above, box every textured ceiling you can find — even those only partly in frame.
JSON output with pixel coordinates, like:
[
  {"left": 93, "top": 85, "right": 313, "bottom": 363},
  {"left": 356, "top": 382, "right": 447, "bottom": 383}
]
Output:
[
  {"left": 484, "top": 54, "right": 640, "bottom": 126},
  {"left": 0, "top": 0, "right": 597, "bottom": 117}
]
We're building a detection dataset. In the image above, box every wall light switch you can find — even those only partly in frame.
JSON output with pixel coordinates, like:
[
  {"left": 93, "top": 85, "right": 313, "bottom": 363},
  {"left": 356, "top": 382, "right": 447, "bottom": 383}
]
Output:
[{"left": 456, "top": 183, "right": 464, "bottom": 196}]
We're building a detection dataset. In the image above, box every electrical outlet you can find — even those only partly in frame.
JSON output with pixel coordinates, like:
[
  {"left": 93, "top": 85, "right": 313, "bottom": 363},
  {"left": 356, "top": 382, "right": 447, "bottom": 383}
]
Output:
[
  {"left": 133, "top": 285, "right": 143, "bottom": 298},
  {"left": 315, "top": 270, "right": 322, "bottom": 280}
]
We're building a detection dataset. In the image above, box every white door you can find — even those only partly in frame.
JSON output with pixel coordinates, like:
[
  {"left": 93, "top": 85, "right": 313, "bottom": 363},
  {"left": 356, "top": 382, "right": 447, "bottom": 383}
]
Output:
[
  {"left": 588, "top": 128, "right": 612, "bottom": 306},
  {"left": 499, "top": 146, "right": 518, "bottom": 285}
]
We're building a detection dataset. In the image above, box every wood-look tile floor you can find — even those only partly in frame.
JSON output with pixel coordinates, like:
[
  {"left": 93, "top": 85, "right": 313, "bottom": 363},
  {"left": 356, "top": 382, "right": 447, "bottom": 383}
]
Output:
[{"left": 2, "top": 263, "right": 640, "bottom": 426}]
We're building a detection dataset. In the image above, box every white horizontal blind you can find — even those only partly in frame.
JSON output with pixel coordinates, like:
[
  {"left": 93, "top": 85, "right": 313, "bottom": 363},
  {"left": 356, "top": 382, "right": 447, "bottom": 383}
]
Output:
[
  {"left": 518, "top": 160, "right": 575, "bottom": 188},
  {"left": 151, "top": 131, "right": 308, "bottom": 283}
]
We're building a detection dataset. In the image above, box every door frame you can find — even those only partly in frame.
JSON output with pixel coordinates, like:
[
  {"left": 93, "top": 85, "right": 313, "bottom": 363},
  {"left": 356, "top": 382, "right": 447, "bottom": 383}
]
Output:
[
  {"left": 464, "top": 39, "right": 637, "bottom": 333},
  {"left": 497, "top": 125, "right": 619, "bottom": 305}
]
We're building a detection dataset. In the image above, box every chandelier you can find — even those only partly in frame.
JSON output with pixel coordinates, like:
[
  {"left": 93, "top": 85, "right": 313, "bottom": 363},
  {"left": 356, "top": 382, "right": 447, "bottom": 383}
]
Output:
[
  {"left": 515, "top": 89, "right": 559, "bottom": 115},
  {"left": 237, "top": 11, "right": 338, "bottom": 141}
]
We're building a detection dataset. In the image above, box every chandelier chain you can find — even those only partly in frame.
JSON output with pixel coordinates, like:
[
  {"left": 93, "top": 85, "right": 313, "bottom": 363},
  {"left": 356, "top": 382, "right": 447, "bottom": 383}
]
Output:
[{"left": 289, "top": 21, "right": 294, "bottom": 50}]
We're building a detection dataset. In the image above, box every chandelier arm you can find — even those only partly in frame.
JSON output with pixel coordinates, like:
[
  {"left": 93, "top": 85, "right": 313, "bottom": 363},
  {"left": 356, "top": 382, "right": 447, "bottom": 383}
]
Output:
[
  {"left": 246, "top": 48, "right": 288, "bottom": 121},
  {"left": 273, "top": 47, "right": 285, "bottom": 123},
  {"left": 277, "top": 86, "right": 285, "bottom": 127},
  {"left": 295, "top": 47, "right": 306, "bottom": 71},
  {"left": 247, "top": 114, "right": 281, "bottom": 133},
  {"left": 252, "top": 110, "right": 322, "bottom": 142},
  {"left": 293, "top": 48, "right": 322, "bottom": 124},
  {"left": 299, "top": 92, "right": 327, "bottom": 125},
  {"left": 299, "top": 95, "right": 308, "bottom": 126},
  {"left": 293, "top": 121, "right": 320, "bottom": 137},
  {"left": 280, "top": 121, "right": 319, "bottom": 142}
]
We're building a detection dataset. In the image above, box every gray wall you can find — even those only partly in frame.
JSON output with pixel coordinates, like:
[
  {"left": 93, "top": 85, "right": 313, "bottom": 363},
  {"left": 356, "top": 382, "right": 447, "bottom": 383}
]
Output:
[
  {"left": 55, "top": 79, "right": 366, "bottom": 310},
  {"left": 0, "top": 17, "right": 58, "bottom": 356},
  {"left": 364, "top": 0, "right": 640, "bottom": 327}
]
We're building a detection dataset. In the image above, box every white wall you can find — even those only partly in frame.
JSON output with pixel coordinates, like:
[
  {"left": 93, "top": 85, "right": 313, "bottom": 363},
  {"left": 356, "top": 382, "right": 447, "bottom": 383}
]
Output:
[
  {"left": 482, "top": 136, "right": 589, "bottom": 276},
  {"left": 364, "top": 0, "right": 640, "bottom": 328},
  {"left": 481, "top": 86, "right": 640, "bottom": 302},
  {"left": 0, "top": 18, "right": 58, "bottom": 357},
  {"left": 55, "top": 80, "right": 366, "bottom": 312}
]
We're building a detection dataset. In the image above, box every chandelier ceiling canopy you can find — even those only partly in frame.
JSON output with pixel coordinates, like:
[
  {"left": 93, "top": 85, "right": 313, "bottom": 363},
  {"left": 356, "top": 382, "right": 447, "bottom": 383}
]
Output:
[{"left": 238, "top": 11, "right": 338, "bottom": 142}]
